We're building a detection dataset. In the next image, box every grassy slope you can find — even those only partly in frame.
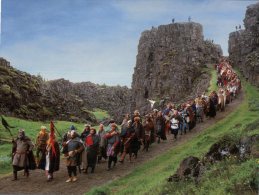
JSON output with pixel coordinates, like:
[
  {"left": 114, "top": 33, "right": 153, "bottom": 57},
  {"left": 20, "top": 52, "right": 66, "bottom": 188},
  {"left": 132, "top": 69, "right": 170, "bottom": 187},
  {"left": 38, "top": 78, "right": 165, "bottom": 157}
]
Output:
[
  {"left": 87, "top": 80, "right": 259, "bottom": 194},
  {"left": 0, "top": 119, "right": 86, "bottom": 175},
  {"left": 207, "top": 65, "right": 218, "bottom": 93},
  {"left": 0, "top": 108, "right": 111, "bottom": 176},
  {"left": 90, "top": 108, "right": 110, "bottom": 121}
]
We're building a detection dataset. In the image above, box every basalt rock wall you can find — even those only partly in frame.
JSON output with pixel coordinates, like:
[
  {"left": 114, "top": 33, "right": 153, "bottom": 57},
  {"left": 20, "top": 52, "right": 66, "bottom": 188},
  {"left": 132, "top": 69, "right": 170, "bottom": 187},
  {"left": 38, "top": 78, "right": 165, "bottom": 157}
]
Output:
[
  {"left": 131, "top": 22, "right": 222, "bottom": 113},
  {"left": 228, "top": 2, "right": 259, "bottom": 87}
]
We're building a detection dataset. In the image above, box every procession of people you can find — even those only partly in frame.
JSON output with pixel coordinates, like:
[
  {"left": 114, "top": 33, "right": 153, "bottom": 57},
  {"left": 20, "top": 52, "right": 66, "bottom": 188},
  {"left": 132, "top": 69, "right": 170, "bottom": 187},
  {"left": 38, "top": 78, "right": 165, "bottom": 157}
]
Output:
[{"left": 10, "top": 59, "right": 241, "bottom": 183}]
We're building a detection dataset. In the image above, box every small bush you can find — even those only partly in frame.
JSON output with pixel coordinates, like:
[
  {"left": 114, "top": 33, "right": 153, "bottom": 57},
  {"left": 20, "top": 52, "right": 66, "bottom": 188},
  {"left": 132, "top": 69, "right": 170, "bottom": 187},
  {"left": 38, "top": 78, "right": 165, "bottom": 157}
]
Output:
[{"left": 0, "top": 84, "right": 11, "bottom": 95}]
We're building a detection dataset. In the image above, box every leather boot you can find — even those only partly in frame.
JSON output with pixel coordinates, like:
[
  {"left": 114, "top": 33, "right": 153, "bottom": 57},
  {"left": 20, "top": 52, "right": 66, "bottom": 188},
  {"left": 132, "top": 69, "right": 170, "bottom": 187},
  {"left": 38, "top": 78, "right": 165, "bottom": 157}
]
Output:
[{"left": 25, "top": 171, "right": 29, "bottom": 178}]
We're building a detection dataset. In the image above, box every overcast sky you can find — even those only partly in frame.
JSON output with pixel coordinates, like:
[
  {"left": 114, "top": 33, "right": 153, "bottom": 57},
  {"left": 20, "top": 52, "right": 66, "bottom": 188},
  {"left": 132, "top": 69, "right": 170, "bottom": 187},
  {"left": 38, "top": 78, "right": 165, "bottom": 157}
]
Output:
[{"left": 0, "top": 0, "right": 257, "bottom": 87}]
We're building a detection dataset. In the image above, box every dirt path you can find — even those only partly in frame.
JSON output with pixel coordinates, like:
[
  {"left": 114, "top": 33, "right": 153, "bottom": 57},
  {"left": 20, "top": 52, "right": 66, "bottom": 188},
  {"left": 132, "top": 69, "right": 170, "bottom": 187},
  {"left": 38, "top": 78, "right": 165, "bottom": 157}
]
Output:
[{"left": 0, "top": 92, "right": 244, "bottom": 195}]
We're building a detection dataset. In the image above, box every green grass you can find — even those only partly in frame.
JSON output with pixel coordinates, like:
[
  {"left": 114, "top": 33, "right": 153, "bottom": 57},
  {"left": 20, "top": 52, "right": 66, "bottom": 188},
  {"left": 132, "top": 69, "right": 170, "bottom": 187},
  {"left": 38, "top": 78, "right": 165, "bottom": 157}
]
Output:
[
  {"left": 0, "top": 117, "right": 85, "bottom": 175},
  {"left": 87, "top": 80, "right": 259, "bottom": 194},
  {"left": 90, "top": 108, "right": 110, "bottom": 121},
  {"left": 163, "top": 158, "right": 258, "bottom": 195},
  {"left": 207, "top": 65, "right": 218, "bottom": 94}
]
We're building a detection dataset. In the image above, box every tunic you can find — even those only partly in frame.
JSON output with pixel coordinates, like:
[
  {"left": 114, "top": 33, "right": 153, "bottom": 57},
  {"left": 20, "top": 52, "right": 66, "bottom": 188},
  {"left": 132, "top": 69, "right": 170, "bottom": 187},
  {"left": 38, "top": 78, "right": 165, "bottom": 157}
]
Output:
[
  {"left": 12, "top": 137, "right": 34, "bottom": 168},
  {"left": 65, "top": 137, "right": 84, "bottom": 166}
]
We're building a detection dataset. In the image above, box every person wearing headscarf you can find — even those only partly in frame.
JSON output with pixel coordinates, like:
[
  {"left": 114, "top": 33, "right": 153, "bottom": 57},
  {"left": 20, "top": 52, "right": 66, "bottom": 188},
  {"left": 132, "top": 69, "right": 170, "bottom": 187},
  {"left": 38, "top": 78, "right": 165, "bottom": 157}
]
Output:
[
  {"left": 35, "top": 126, "right": 49, "bottom": 168},
  {"left": 12, "top": 129, "right": 35, "bottom": 181}
]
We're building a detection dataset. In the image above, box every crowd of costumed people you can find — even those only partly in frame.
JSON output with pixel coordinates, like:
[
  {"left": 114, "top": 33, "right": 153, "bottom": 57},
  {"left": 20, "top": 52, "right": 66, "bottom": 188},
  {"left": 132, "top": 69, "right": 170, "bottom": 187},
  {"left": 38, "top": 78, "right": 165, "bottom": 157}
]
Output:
[{"left": 10, "top": 58, "right": 241, "bottom": 182}]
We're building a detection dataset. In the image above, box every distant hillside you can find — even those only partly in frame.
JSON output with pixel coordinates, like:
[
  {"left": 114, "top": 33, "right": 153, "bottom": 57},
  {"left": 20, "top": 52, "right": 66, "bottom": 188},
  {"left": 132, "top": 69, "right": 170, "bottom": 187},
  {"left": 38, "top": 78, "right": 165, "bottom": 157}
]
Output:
[{"left": 0, "top": 58, "right": 131, "bottom": 123}]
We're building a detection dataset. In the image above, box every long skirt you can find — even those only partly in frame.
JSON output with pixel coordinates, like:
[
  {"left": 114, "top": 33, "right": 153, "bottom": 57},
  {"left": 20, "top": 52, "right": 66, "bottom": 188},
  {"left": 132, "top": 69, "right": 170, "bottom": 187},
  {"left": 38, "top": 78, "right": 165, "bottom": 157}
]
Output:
[
  {"left": 87, "top": 147, "right": 98, "bottom": 168},
  {"left": 81, "top": 148, "right": 87, "bottom": 169}
]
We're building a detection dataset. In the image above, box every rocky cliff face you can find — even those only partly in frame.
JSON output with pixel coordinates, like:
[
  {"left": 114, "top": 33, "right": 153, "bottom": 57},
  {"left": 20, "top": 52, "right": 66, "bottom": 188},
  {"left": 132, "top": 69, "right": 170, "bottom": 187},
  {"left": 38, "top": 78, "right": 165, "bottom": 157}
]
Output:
[
  {"left": 0, "top": 58, "right": 131, "bottom": 123},
  {"left": 131, "top": 22, "right": 222, "bottom": 112},
  {"left": 228, "top": 2, "right": 259, "bottom": 87}
]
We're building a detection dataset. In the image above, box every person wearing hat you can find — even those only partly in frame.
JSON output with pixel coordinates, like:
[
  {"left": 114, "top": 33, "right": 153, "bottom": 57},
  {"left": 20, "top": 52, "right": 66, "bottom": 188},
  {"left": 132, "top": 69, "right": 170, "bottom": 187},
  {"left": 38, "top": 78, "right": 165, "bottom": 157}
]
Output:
[
  {"left": 12, "top": 129, "right": 35, "bottom": 181},
  {"left": 35, "top": 126, "right": 49, "bottom": 168}
]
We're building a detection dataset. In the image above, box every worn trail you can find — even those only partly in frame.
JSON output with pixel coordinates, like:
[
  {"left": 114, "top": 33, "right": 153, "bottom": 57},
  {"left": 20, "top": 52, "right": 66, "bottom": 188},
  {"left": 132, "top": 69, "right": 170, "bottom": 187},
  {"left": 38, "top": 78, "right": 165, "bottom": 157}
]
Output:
[{"left": 0, "top": 93, "right": 243, "bottom": 195}]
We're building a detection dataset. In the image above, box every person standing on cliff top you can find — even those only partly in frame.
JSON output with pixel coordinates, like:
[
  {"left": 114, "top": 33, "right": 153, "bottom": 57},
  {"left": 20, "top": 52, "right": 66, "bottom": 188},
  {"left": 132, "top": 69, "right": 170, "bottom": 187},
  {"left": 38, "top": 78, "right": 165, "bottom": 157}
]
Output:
[{"left": 188, "top": 16, "right": 191, "bottom": 22}]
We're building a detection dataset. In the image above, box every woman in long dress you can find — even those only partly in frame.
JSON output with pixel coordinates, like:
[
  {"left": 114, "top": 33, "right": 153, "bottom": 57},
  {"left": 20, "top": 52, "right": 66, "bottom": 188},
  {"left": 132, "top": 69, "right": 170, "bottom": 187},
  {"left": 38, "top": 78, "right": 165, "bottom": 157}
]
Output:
[{"left": 45, "top": 134, "right": 60, "bottom": 181}]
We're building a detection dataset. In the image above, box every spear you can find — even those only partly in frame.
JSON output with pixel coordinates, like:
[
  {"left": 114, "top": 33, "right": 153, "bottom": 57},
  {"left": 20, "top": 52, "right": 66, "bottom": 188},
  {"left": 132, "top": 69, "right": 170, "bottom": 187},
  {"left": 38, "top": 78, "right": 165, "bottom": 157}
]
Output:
[{"left": 51, "top": 121, "right": 62, "bottom": 140}]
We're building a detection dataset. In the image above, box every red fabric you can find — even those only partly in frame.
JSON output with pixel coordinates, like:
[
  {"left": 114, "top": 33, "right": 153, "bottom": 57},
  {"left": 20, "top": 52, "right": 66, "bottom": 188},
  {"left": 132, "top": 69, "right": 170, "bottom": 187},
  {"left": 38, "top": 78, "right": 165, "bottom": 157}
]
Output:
[
  {"left": 113, "top": 140, "right": 119, "bottom": 148},
  {"left": 50, "top": 121, "right": 56, "bottom": 156},
  {"left": 86, "top": 135, "right": 93, "bottom": 146},
  {"left": 105, "top": 133, "right": 113, "bottom": 139}
]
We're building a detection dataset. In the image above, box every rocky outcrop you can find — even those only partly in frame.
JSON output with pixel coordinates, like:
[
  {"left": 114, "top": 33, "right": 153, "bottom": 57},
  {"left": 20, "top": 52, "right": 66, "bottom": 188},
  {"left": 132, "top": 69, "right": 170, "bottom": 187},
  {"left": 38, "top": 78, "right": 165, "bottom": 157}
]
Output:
[
  {"left": 228, "top": 2, "right": 259, "bottom": 87},
  {"left": 168, "top": 134, "right": 259, "bottom": 183},
  {"left": 0, "top": 58, "right": 131, "bottom": 123},
  {"left": 131, "top": 22, "right": 222, "bottom": 113},
  {"left": 167, "top": 156, "right": 202, "bottom": 182}
]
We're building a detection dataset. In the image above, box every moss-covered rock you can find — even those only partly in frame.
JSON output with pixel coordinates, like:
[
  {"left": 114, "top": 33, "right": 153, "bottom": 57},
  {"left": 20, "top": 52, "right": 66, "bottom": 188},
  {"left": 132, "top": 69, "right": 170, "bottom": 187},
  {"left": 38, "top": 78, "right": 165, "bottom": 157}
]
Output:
[
  {"left": 12, "top": 90, "right": 21, "bottom": 100},
  {"left": 27, "top": 103, "right": 41, "bottom": 110},
  {"left": 0, "top": 84, "right": 11, "bottom": 95}
]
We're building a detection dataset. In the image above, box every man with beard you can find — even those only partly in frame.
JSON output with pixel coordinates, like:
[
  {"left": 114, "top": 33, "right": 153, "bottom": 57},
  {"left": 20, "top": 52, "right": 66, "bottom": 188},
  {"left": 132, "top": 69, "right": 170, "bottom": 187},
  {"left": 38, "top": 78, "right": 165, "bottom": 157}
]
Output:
[
  {"left": 12, "top": 129, "right": 35, "bottom": 181},
  {"left": 97, "top": 124, "right": 107, "bottom": 163},
  {"left": 63, "top": 130, "right": 84, "bottom": 182}
]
